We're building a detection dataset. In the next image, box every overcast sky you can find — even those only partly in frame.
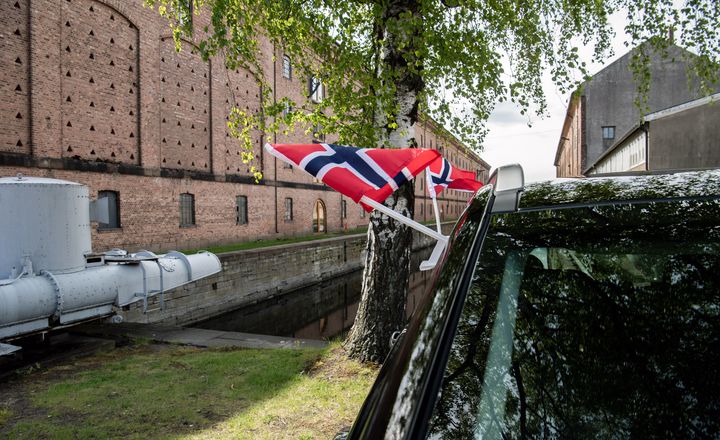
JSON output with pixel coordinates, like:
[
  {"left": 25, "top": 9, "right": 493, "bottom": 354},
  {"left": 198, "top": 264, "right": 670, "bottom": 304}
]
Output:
[{"left": 481, "top": 12, "right": 632, "bottom": 183}]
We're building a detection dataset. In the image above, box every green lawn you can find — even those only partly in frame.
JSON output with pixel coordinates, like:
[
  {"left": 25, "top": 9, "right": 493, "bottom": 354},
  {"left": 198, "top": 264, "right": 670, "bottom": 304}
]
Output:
[
  {"left": 181, "top": 227, "right": 367, "bottom": 255},
  {"left": 1, "top": 343, "right": 376, "bottom": 439},
  {"left": 181, "top": 218, "right": 454, "bottom": 255}
]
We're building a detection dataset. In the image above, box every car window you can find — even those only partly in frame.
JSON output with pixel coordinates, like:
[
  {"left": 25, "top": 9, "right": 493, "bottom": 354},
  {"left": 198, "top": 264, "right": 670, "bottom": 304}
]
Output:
[{"left": 427, "top": 198, "right": 720, "bottom": 438}]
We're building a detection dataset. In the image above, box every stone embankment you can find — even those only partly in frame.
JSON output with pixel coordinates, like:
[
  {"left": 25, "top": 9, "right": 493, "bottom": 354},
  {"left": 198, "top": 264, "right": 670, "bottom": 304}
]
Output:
[{"left": 120, "top": 223, "right": 455, "bottom": 326}]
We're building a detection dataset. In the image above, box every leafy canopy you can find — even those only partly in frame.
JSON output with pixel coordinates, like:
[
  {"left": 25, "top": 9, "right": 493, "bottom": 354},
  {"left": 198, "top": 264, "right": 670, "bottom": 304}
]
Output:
[{"left": 148, "top": 0, "right": 719, "bottom": 164}]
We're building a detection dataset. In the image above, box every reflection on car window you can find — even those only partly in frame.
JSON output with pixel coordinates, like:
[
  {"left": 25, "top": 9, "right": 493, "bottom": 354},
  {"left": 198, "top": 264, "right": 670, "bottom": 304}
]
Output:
[{"left": 427, "top": 199, "right": 720, "bottom": 438}]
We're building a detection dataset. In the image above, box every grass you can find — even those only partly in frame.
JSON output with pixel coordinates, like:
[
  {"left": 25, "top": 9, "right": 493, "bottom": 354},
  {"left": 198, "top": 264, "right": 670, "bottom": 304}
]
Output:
[
  {"left": 0, "top": 408, "right": 12, "bottom": 428},
  {"left": 181, "top": 218, "right": 455, "bottom": 255},
  {"left": 181, "top": 227, "right": 367, "bottom": 255},
  {"left": 1, "top": 342, "right": 377, "bottom": 439}
]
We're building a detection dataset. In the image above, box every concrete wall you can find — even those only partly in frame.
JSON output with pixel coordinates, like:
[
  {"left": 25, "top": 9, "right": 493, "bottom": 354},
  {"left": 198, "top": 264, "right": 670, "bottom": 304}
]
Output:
[
  {"left": 119, "top": 222, "right": 454, "bottom": 326},
  {"left": 583, "top": 45, "right": 714, "bottom": 169},
  {"left": 649, "top": 103, "right": 720, "bottom": 170}
]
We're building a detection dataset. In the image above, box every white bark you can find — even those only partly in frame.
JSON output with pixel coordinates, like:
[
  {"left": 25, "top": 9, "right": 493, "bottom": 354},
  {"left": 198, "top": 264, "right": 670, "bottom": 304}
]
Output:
[{"left": 346, "top": 0, "right": 421, "bottom": 363}]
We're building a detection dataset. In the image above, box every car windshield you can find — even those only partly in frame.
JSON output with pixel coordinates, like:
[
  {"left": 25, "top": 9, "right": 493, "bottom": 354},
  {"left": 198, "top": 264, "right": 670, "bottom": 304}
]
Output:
[{"left": 427, "top": 198, "right": 720, "bottom": 439}]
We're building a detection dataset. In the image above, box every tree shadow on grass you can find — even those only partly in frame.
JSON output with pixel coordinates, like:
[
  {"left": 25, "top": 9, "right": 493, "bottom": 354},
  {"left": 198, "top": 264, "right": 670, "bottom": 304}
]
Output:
[{"left": 0, "top": 344, "right": 329, "bottom": 439}]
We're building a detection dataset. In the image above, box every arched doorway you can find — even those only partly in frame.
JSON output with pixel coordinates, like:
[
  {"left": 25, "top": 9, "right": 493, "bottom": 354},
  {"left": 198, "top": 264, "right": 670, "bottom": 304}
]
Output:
[{"left": 313, "top": 199, "right": 327, "bottom": 232}]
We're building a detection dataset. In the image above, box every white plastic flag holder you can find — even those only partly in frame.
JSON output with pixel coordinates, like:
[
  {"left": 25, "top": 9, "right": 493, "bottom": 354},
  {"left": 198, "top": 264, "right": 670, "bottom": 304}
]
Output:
[
  {"left": 426, "top": 168, "right": 443, "bottom": 234},
  {"left": 360, "top": 196, "right": 448, "bottom": 271}
]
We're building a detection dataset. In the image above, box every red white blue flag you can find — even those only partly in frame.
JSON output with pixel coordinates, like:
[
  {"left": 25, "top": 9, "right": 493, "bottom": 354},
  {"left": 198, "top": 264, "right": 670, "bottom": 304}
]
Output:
[
  {"left": 265, "top": 143, "right": 440, "bottom": 211},
  {"left": 427, "top": 156, "right": 483, "bottom": 197}
]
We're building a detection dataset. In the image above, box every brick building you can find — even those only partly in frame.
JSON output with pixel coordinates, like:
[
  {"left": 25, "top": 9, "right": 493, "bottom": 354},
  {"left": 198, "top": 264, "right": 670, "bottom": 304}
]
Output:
[{"left": 1, "top": 0, "right": 490, "bottom": 252}]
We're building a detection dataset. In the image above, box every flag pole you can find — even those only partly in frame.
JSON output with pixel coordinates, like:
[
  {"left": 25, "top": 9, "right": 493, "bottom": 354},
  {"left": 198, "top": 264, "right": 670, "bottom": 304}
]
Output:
[
  {"left": 360, "top": 196, "right": 447, "bottom": 243},
  {"left": 426, "top": 168, "right": 442, "bottom": 234},
  {"left": 360, "top": 196, "right": 448, "bottom": 271}
]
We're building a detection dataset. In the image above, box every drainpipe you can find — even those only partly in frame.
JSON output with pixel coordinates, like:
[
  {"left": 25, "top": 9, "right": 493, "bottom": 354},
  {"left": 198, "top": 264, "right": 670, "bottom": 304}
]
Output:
[{"left": 273, "top": 44, "right": 279, "bottom": 234}]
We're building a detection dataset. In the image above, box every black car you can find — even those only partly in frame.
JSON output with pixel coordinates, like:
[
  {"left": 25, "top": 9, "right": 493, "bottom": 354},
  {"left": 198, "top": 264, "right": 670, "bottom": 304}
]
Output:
[{"left": 345, "top": 165, "right": 720, "bottom": 439}]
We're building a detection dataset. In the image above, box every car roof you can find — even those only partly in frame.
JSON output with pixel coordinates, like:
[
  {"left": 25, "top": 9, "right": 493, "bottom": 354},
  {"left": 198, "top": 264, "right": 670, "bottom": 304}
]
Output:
[{"left": 517, "top": 168, "right": 720, "bottom": 211}]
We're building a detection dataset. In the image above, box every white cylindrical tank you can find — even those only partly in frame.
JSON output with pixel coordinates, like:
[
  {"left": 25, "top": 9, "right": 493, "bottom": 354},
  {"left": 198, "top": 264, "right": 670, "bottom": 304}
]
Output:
[{"left": 0, "top": 175, "right": 92, "bottom": 279}]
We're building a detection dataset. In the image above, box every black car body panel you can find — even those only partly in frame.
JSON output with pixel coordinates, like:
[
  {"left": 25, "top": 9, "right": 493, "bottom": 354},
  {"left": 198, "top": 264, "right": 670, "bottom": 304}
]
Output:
[
  {"left": 349, "top": 186, "right": 494, "bottom": 438},
  {"left": 347, "top": 169, "right": 720, "bottom": 439}
]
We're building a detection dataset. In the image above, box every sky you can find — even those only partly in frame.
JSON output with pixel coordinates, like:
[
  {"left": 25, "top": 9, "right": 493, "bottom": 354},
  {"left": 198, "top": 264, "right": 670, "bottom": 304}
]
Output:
[{"left": 481, "top": 12, "right": 633, "bottom": 183}]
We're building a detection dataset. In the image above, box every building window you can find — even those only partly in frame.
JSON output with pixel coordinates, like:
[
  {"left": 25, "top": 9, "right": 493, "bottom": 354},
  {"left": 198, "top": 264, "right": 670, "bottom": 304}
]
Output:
[
  {"left": 282, "top": 101, "right": 293, "bottom": 118},
  {"left": 98, "top": 190, "right": 121, "bottom": 230},
  {"left": 360, "top": 207, "right": 365, "bottom": 218},
  {"left": 282, "top": 55, "right": 292, "bottom": 79},
  {"left": 602, "top": 126, "right": 616, "bottom": 140},
  {"left": 284, "top": 197, "right": 293, "bottom": 221},
  {"left": 309, "top": 76, "right": 324, "bottom": 103},
  {"left": 236, "top": 195, "right": 248, "bottom": 225},
  {"left": 341, "top": 199, "right": 347, "bottom": 219},
  {"left": 180, "top": 193, "right": 195, "bottom": 227},
  {"left": 312, "top": 123, "right": 326, "bottom": 143},
  {"left": 178, "top": 1, "right": 193, "bottom": 28}
]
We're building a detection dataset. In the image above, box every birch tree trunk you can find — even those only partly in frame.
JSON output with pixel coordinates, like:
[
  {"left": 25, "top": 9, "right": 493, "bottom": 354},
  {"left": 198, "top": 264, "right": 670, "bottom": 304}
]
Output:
[{"left": 345, "top": 0, "right": 424, "bottom": 363}]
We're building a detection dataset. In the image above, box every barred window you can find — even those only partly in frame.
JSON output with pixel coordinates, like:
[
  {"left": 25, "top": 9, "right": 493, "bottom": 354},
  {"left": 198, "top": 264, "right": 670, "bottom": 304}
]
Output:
[
  {"left": 341, "top": 199, "right": 347, "bottom": 219},
  {"left": 282, "top": 55, "right": 292, "bottom": 79},
  {"left": 309, "top": 76, "right": 324, "bottom": 103},
  {"left": 236, "top": 195, "right": 248, "bottom": 225},
  {"left": 284, "top": 197, "right": 293, "bottom": 221},
  {"left": 98, "top": 190, "right": 121, "bottom": 230},
  {"left": 180, "top": 193, "right": 195, "bottom": 227}
]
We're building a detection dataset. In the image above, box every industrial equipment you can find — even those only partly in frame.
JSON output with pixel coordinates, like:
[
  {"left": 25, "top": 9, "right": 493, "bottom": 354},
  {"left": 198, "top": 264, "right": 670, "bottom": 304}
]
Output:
[{"left": 0, "top": 174, "right": 222, "bottom": 355}]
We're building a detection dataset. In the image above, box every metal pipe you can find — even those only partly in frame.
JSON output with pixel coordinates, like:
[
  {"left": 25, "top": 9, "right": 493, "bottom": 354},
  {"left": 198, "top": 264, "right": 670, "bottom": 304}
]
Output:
[{"left": 0, "top": 251, "right": 220, "bottom": 339}]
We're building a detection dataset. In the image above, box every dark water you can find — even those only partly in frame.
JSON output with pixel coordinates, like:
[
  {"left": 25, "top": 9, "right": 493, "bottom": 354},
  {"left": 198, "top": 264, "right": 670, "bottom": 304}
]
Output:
[{"left": 196, "top": 247, "right": 433, "bottom": 340}]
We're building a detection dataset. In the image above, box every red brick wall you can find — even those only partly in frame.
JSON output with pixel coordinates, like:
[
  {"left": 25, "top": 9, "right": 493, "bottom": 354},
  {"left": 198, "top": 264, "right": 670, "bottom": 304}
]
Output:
[
  {"left": 556, "top": 96, "right": 583, "bottom": 177},
  {"left": 158, "top": 37, "right": 211, "bottom": 171},
  {"left": 219, "top": 66, "right": 264, "bottom": 175},
  {"left": 0, "top": 0, "right": 490, "bottom": 253},
  {"left": 0, "top": 164, "right": 279, "bottom": 252},
  {"left": 60, "top": 0, "right": 140, "bottom": 164}
]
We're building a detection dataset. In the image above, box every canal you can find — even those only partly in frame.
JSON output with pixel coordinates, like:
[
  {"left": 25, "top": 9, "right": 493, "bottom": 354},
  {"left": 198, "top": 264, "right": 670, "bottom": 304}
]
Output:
[{"left": 194, "top": 247, "right": 434, "bottom": 340}]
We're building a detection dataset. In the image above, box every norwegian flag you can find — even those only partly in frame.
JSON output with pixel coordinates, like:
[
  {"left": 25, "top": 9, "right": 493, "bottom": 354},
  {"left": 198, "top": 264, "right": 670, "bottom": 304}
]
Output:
[
  {"left": 427, "top": 156, "right": 483, "bottom": 197},
  {"left": 265, "top": 143, "right": 440, "bottom": 211}
]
